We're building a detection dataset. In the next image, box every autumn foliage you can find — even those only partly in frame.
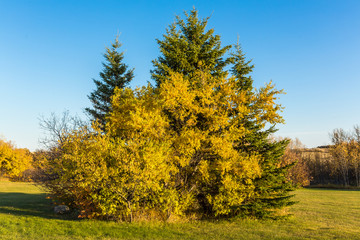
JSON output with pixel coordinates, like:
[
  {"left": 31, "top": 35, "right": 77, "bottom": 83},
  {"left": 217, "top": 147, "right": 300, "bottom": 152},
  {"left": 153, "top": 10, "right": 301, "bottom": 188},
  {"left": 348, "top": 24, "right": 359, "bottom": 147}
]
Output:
[
  {"left": 281, "top": 138, "right": 312, "bottom": 187},
  {"left": 328, "top": 127, "right": 360, "bottom": 187},
  {"left": 0, "top": 139, "right": 33, "bottom": 181},
  {"left": 39, "top": 9, "right": 294, "bottom": 221}
]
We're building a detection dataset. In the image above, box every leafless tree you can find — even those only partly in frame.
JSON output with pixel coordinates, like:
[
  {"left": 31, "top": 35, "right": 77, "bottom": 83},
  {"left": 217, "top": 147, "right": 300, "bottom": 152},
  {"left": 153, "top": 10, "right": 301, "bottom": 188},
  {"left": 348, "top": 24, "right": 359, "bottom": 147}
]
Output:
[
  {"left": 350, "top": 126, "right": 360, "bottom": 186},
  {"left": 39, "top": 110, "right": 87, "bottom": 149},
  {"left": 330, "top": 128, "right": 348, "bottom": 145},
  {"left": 330, "top": 128, "right": 351, "bottom": 186}
]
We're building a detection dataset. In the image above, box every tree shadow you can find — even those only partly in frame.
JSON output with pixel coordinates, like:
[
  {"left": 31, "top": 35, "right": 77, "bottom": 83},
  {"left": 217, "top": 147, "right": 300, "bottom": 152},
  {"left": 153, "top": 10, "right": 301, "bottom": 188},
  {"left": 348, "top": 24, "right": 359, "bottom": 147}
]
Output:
[{"left": 0, "top": 192, "right": 77, "bottom": 220}]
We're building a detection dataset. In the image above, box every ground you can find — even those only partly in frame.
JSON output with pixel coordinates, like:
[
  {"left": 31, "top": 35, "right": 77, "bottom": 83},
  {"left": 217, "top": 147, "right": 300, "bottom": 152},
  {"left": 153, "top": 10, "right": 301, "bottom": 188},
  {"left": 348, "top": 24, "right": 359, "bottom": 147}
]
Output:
[{"left": 0, "top": 181, "right": 359, "bottom": 239}]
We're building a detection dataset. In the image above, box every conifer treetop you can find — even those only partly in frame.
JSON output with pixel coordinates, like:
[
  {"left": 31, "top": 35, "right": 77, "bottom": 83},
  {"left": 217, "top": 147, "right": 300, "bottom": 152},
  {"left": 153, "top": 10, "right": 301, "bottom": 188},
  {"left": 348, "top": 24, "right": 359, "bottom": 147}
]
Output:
[
  {"left": 151, "top": 9, "right": 231, "bottom": 87},
  {"left": 86, "top": 36, "right": 134, "bottom": 126}
]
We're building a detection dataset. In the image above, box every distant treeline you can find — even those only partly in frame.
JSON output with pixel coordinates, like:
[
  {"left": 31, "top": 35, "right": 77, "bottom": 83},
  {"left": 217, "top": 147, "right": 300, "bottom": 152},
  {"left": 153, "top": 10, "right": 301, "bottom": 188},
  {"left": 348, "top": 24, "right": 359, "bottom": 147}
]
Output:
[{"left": 283, "top": 126, "right": 360, "bottom": 188}]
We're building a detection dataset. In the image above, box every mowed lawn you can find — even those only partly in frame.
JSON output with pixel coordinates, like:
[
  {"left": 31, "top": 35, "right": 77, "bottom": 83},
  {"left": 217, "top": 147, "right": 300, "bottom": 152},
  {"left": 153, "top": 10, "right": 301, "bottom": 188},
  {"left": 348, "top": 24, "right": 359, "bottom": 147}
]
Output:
[{"left": 0, "top": 181, "right": 359, "bottom": 240}]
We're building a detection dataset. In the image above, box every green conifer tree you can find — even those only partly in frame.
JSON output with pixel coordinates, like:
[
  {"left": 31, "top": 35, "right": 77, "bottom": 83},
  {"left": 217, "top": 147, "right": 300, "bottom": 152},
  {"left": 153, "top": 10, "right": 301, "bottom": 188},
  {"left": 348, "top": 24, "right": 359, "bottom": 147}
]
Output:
[
  {"left": 86, "top": 37, "right": 134, "bottom": 126},
  {"left": 151, "top": 9, "right": 231, "bottom": 87},
  {"left": 230, "top": 45, "right": 295, "bottom": 218},
  {"left": 152, "top": 9, "right": 295, "bottom": 218}
]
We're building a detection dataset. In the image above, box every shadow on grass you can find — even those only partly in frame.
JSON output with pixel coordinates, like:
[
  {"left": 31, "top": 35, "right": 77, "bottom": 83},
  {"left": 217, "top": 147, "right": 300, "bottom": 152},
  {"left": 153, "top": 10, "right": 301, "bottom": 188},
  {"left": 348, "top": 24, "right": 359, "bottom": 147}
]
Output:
[{"left": 0, "top": 192, "right": 77, "bottom": 220}]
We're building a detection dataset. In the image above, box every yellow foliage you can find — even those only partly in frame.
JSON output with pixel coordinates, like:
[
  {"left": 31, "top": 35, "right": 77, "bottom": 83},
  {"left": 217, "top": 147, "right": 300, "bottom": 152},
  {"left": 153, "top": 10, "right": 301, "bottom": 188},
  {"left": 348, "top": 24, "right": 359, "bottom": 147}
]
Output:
[
  {"left": 0, "top": 140, "right": 33, "bottom": 181},
  {"left": 43, "top": 68, "right": 285, "bottom": 220}
]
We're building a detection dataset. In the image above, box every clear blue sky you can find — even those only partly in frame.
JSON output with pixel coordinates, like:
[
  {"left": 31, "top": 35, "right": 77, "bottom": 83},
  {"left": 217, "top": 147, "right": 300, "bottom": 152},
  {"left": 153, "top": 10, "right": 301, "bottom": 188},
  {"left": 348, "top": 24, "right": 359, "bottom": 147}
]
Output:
[{"left": 1, "top": 0, "right": 360, "bottom": 151}]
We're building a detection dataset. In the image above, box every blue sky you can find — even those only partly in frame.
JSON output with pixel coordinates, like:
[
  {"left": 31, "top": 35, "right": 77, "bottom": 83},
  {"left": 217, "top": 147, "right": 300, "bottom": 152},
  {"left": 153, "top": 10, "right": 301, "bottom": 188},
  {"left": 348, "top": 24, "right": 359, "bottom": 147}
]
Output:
[{"left": 1, "top": 0, "right": 359, "bottom": 151}]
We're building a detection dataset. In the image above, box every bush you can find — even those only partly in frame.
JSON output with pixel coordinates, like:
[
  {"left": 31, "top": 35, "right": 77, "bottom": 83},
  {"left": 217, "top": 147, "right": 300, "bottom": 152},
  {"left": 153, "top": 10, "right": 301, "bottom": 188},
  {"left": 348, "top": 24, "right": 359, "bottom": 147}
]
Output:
[{"left": 0, "top": 140, "right": 33, "bottom": 181}]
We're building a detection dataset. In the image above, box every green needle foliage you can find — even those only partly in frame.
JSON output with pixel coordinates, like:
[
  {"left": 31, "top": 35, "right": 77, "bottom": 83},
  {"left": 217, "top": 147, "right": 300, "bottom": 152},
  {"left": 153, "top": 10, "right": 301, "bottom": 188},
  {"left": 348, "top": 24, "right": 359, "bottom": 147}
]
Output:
[
  {"left": 152, "top": 9, "right": 295, "bottom": 218},
  {"left": 39, "top": 9, "right": 294, "bottom": 221},
  {"left": 86, "top": 37, "right": 134, "bottom": 127},
  {"left": 229, "top": 45, "right": 295, "bottom": 218},
  {"left": 151, "top": 9, "right": 231, "bottom": 87}
]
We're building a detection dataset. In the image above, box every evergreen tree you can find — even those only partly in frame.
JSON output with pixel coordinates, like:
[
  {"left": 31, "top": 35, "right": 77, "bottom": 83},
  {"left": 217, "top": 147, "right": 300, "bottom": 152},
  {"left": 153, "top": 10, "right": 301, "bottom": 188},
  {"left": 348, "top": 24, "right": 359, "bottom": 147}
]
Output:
[
  {"left": 151, "top": 9, "right": 231, "bottom": 87},
  {"left": 230, "top": 45, "right": 295, "bottom": 218},
  {"left": 86, "top": 37, "right": 134, "bottom": 126},
  {"left": 152, "top": 9, "right": 295, "bottom": 218},
  {"left": 230, "top": 43, "right": 254, "bottom": 92}
]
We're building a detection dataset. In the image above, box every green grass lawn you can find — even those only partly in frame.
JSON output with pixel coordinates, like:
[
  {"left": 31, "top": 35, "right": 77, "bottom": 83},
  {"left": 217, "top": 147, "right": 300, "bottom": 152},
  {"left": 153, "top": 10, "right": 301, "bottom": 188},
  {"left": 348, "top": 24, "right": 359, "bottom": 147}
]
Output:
[{"left": 0, "top": 181, "right": 359, "bottom": 239}]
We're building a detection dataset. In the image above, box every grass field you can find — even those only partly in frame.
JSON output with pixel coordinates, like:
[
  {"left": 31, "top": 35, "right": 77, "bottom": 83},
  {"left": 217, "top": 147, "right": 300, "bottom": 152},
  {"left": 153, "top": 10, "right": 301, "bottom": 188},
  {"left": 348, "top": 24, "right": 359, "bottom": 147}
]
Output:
[{"left": 0, "top": 181, "right": 359, "bottom": 239}]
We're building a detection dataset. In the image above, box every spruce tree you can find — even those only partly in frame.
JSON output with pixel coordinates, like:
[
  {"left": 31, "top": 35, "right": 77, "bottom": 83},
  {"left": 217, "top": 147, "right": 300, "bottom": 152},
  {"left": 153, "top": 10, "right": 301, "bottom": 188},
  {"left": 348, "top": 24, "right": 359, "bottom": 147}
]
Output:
[
  {"left": 230, "top": 45, "right": 295, "bottom": 218},
  {"left": 86, "top": 37, "right": 134, "bottom": 126},
  {"left": 151, "top": 9, "right": 231, "bottom": 87},
  {"left": 151, "top": 10, "right": 233, "bottom": 215},
  {"left": 152, "top": 9, "right": 295, "bottom": 218}
]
